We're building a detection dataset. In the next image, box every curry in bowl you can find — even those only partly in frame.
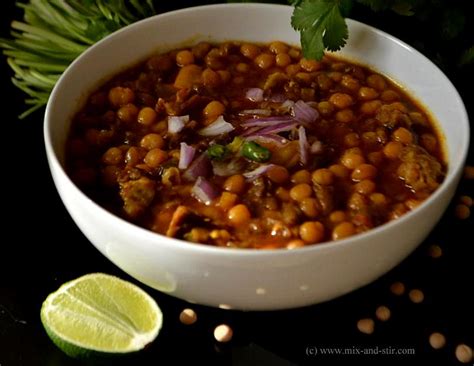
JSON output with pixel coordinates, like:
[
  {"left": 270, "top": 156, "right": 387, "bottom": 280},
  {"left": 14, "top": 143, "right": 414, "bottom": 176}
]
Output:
[{"left": 66, "top": 41, "right": 445, "bottom": 249}]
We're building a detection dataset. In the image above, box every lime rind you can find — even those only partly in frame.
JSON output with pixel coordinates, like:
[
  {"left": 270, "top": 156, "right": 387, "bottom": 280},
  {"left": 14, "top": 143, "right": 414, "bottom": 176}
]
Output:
[{"left": 40, "top": 273, "right": 162, "bottom": 358}]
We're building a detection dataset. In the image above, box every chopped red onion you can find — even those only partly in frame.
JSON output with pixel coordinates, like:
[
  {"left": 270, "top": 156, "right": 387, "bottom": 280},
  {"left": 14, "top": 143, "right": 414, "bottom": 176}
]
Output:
[
  {"left": 191, "top": 177, "right": 219, "bottom": 205},
  {"left": 243, "top": 164, "right": 277, "bottom": 181},
  {"left": 178, "top": 142, "right": 196, "bottom": 170},
  {"left": 298, "top": 126, "right": 309, "bottom": 165},
  {"left": 239, "top": 109, "right": 272, "bottom": 116},
  {"left": 245, "top": 134, "right": 288, "bottom": 146},
  {"left": 168, "top": 115, "right": 189, "bottom": 134},
  {"left": 212, "top": 159, "right": 244, "bottom": 176},
  {"left": 198, "top": 115, "right": 234, "bottom": 136},
  {"left": 293, "top": 100, "right": 319, "bottom": 125},
  {"left": 311, "top": 140, "right": 323, "bottom": 154},
  {"left": 245, "top": 88, "right": 264, "bottom": 102},
  {"left": 241, "top": 116, "right": 295, "bottom": 128},
  {"left": 183, "top": 153, "right": 211, "bottom": 181},
  {"left": 258, "top": 121, "right": 298, "bottom": 135}
]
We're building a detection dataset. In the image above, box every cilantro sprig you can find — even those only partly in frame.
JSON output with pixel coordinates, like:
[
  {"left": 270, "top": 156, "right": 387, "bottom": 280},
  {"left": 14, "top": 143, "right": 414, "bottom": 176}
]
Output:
[{"left": 291, "top": 0, "right": 350, "bottom": 60}]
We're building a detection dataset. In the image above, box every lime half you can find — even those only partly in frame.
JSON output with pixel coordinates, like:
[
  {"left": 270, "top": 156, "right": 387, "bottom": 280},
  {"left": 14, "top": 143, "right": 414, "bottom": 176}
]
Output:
[{"left": 40, "top": 273, "right": 162, "bottom": 358}]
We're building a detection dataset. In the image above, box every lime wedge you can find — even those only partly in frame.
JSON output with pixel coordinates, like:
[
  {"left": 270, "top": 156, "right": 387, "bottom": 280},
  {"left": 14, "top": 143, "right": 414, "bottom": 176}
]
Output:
[{"left": 40, "top": 273, "right": 162, "bottom": 358}]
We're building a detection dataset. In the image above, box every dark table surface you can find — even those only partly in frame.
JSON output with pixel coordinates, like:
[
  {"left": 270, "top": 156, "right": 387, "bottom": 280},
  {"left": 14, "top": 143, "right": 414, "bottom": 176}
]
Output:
[{"left": 1, "top": 2, "right": 473, "bottom": 365}]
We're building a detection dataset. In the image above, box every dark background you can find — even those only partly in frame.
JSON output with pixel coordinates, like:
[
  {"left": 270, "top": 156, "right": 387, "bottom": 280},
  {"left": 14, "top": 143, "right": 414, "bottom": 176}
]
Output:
[{"left": 1, "top": 1, "right": 473, "bottom": 365}]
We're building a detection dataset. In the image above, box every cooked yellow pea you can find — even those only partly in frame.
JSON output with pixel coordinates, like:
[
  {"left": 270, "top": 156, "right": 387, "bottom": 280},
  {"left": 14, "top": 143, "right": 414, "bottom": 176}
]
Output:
[
  {"left": 202, "top": 68, "right": 221, "bottom": 87},
  {"left": 383, "top": 141, "right": 403, "bottom": 159},
  {"left": 241, "top": 43, "right": 261, "bottom": 59},
  {"left": 266, "top": 166, "right": 289, "bottom": 184},
  {"left": 352, "top": 164, "right": 377, "bottom": 181},
  {"left": 300, "top": 58, "right": 322, "bottom": 72},
  {"left": 108, "top": 86, "right": 134, "bottom": 108},
  {"left": 290, "top": 183, "right": 313, "bottom": 202},
  {"left": 299, "top": 197, "right": 320, "bottom": 218},
  {"left": 367, "top": 74, "right": 386, "bottom": 91},
  {"left": 137, "top": 107, "right": 157, "bottom": 126},
  {"left": 332, "top": 221, "right": 356, "bottom": 240},
  {"left": 329, "top": 93, "right": 353, "bottom": 109},
  {"left": 102, "top": 147, "right": 123, "bottom": 165},
  {"left": 358, "top": 86, "right": 379, "bottom": 100},
  {"left": 176, "top": 50, "right": 195, "bottom": 66},
  {"left": 275, "top": 53, "right": 292, "bottom": 67},
  {"left": 255, "top": 53, "right": 275, "bottom": 70},
  {"left": 329, "top": 210, "right": 346, "bottom": 224},
  {"left": 299, "top": 221, "right": 324, "bottom": 243},
  {"left": 269, "top": 41, "right": 289, "bottom": 54},
  {"left": 291, "top": 170, "right": 312, "bottom": 184},
  {"left": 360, "top": 100, "right": 382, "bottom": 115},
  {"left": 335, "top": 109, "right": 355, "bottom": 123},
  {"left": 140, "top": 133, "right": 164, "bottom": 150},
  {"left": 354, "top": 179, "right": 376, "bottom": 195},
  {"left": 341, "top": 152, "right": 365, "bottom": 169},
  {"left": 203, "top": 100, "right": 225, "bottom": 120},
  {"left": 223, "top": 175, "right": 245, "bottom": 194},
  {"left": 228, "top": 204, "right": 251, "bottom": 226},
  {"left": 144, "top": 148, "right": 168, "bottom": 168},
  {"left": 117, "top": 103, "right": 138, "bottom": 123},
  {"left": 392, "top": 127, "right": 413, "bottom": 144},
  {"left": 329, "top": 164, "right": 349, "bottom": 179},
  {"left": 312, "top": 169, "right": 334, "bottom": 185}
]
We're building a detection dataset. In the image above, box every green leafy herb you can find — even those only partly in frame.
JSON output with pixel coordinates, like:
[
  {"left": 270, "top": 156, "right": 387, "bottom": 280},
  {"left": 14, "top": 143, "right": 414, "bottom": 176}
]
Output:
[
  {"left": 0, "top": 0, "right": 156, "bottom": 119},
  {"left": 207, "top": 144, "right": 228, "bottom": 160},
  {"left": 241, "top": 141, "right": 271, "bottom": 163},
  {"left": 291, "top": 0, "right": 348, "bottom": 60}
]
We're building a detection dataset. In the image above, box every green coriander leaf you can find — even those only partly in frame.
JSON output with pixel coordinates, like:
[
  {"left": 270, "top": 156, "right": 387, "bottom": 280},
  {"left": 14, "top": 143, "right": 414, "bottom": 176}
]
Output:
[
  {"left": 291, "top": 0, "right": 348, "bottom": 60},
  {"left": 301, "top": 26, "right": 324, "bottom": 59},
  {"left": 323, "top": 4, "right": 348, "bottom": 51}
]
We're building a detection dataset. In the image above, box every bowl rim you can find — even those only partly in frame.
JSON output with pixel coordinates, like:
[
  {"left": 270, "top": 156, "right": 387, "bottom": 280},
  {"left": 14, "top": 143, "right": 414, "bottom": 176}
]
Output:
[{"left": 44, "top": 3, "right": 470, "bottom": 258}]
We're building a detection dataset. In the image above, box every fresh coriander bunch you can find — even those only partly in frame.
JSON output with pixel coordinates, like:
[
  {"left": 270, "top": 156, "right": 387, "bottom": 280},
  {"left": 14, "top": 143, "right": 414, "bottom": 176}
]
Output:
[{"left": 0, "top": 0, "right": 156, "bottom": 119}]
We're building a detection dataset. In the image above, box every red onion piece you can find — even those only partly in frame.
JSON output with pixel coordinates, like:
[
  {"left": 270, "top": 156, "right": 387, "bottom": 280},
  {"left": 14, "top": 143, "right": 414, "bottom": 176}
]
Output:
[
  {"left": 183, "top": 153, "right": 211, "bottom": 181},
  {"left": 311, "top": 140, "right": 323, "bottom": 154},
  {"left": 241, "top": 116, "right": 295, "bottom": 128},
  {"left": 198, "top": 115, "right": 234, "bottom": 136},
  {"left": 178, "top": 142, "right": 196, "bottom": 170},
  {"left": 245, "top": 88, "right": 264, "bottom": 102},
  {"left": 293, "top": 100, "right": 319, "bottom": 125},
  {"left": 191, "top": 177, "right": 219, "bottom": 205},
  {"left": 243, "top": 164, "right": 277, "bottom": 181},
  {"left": 168, "top": 115, "right": 189, "bottom": 134},
  {"left": 258, "top": 121, "right": 298, "bottom": 135},
  {"left": 298, "top": 126, "right": 309, "bottom": 165}
]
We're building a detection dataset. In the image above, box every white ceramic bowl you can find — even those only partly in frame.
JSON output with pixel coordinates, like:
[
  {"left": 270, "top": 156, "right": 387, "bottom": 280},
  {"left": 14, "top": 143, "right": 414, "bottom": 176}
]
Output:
[{"left": 44, "top": 4, "right": 469, "bottom": 310}]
